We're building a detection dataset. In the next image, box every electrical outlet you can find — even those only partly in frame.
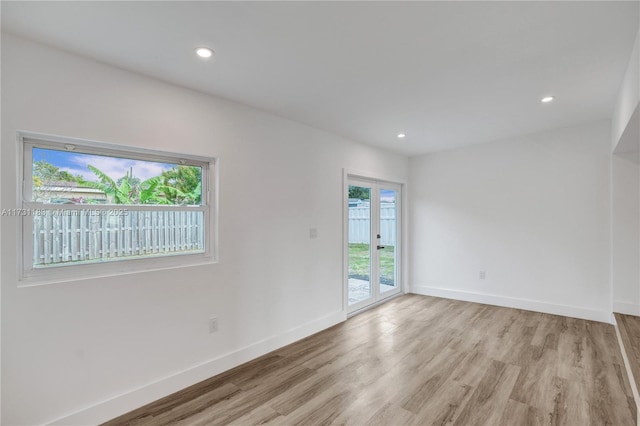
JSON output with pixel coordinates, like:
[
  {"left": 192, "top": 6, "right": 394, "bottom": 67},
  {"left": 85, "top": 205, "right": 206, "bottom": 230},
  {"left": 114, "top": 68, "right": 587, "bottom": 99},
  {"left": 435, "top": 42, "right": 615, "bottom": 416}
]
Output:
[
  {"left": 479, "top": 271, "right": 486, "bottom": 280},
  {"left": 309, "top": 228, "right": 318, "bottom": 239},
  {"left": 209, "top": 317, "right": 218, "bottom": 333}
]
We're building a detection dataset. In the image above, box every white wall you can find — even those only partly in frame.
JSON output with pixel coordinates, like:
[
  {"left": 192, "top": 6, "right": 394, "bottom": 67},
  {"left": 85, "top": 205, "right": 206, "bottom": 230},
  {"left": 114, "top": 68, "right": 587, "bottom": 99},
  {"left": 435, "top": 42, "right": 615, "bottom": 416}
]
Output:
[
  {"left": 612, "top": 152, "right": 640, "bottom": 315},
  {"left": 611, "top": 27, "right": 640, "bottom": 317},
  {"left": 409, "top": 122, "right": 612, "bottom": 322},
  {"left": 613, "top": 29, "right": 640, "bottom": 149},
  {"left": 0, "top": 33, "right": 408, "bottom": 425}
]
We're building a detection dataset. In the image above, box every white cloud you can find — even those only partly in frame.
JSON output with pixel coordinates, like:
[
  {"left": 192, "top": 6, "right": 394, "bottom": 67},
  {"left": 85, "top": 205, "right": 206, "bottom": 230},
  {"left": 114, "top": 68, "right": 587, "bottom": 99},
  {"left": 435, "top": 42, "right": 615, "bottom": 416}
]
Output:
[{"left": 61, "top": 154, "right": 175, "bottom": 182}]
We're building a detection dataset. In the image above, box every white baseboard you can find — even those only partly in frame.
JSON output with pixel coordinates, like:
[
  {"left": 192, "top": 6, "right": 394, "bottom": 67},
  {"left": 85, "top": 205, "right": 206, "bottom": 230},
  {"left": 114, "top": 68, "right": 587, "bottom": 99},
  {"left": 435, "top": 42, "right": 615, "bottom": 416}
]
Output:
[
  {"left": 614, "top": 301, "right": 640, "bottom": 317},
  {"left": 48, "top": 310, "right": 347, "bottom": 426},
  {"left": 411, "top": 285, "right": 611, "bottom": 323}
]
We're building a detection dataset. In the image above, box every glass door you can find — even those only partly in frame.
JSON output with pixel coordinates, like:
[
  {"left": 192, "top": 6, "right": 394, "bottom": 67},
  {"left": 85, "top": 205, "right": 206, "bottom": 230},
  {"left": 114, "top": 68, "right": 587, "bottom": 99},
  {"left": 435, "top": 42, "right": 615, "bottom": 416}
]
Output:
[
  {"left": 347, "top": 178, "right": 402, "bottom": 313},
  {"left": 347, "top": 180, "right": 374, "bottom": 309},
  {"left": 378, "top": 185, "right": 399, "bottom": 297}
]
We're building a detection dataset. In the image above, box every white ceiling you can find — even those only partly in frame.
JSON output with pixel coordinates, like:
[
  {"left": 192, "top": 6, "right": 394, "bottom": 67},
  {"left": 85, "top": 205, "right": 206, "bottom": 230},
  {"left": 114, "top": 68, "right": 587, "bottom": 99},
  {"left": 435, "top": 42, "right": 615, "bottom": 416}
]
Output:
[{"left": 2, "top": 1, "right": 639, "bottom": 156}]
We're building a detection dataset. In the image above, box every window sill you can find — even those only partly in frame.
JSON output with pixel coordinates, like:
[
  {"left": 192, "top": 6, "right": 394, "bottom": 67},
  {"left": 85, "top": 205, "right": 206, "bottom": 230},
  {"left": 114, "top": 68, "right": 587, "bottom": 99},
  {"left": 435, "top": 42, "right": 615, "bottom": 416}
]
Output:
[{"left": 18, "top": 253, "right": 217, "bottom": 287}]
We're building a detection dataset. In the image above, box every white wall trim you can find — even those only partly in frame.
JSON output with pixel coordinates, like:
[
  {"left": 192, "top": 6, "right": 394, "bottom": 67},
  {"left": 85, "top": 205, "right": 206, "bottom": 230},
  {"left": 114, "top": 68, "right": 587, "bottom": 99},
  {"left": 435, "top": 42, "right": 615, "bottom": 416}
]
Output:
[
  {"left": 342, "top": 167, "right": 407, "bottom": 188},
  {"left": 47, "top": 310, "right": 346, "bottom": 426},
  {"left": 614, "top": 301, "right": 640, "bottom": 317},
  {"left": 411, "top": 285, "right": 611, "bottom": 324}
]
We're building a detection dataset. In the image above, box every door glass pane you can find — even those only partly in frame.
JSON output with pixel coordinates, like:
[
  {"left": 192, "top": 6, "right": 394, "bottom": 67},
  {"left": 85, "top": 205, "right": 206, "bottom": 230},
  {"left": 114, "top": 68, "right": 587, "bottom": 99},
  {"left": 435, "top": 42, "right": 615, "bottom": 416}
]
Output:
[
  {"left": 379, "top": 188, "right": 397, "bottom": 293},
  {"left": 348, "top": 185, "right": 371, "bottom": 305}
]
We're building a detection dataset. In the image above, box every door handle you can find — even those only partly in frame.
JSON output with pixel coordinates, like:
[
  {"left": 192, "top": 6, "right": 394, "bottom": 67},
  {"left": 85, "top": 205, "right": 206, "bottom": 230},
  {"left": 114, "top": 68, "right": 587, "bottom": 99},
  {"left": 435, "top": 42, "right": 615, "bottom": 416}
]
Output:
[{"left": 377, "top": 245, "right": 385, "bottom": 250}]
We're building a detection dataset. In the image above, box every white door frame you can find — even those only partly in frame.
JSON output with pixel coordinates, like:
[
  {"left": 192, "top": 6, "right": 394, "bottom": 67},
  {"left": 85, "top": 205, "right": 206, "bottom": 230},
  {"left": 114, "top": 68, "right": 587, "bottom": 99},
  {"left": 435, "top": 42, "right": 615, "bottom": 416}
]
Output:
[{"left": 343, "top": 172, "right": 404, "bottom": 315}]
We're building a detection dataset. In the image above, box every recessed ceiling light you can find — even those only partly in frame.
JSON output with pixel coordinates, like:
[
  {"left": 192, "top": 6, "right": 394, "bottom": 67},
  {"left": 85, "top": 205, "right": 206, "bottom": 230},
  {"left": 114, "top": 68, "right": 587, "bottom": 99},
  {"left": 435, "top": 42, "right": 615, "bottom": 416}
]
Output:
[
  {"left": 397, "top": 133, "right": 406, "bottom": 139},
  {"left": 195, "top": 47, "right": 214, "bottom": 59},
  {"left": 541, "top": 96, "right": 555, "bottom": 103}
]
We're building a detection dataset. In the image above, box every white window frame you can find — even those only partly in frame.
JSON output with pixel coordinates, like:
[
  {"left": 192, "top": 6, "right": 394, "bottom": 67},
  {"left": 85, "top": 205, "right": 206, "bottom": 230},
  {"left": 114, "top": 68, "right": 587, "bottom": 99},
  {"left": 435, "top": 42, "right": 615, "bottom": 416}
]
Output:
[{"left": 16, "top": 131, "right": 217, "bottom": 286}]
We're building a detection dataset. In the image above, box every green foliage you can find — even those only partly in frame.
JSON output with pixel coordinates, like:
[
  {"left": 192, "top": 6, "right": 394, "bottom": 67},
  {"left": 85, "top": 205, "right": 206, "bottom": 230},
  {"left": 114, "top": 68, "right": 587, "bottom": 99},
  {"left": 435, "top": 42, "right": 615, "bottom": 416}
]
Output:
[
  {"left": 138, "top": 176, "right": 166, "bottom": 204},
  {"left": 33, "top": 159, "right": 203, "bottom": 206},
  {"left": 348, "top": 186, "right": 370, "bottom": 201},
  {"left": 82, "top": 165, "right": 202, "bottom": 205},
  {"left": 32, "top": 160, "right": 83, "bottom": 202},
  {"left": 117, "top": 174, "right": 141, "bottom": 188},
  {"left": 81, "top": 165, "right": 131, "bottom": 204},
  {"left": 82, "top": 166, "right": 156, "bottom": 204},
  {"left": 348, "top": 243, "right": 395, "bottom": 282},
  {"left": 161, "top": 166, "right": 202, "bottom": 204},
  {"left": 33, "top": 160, "right": 80, "bottom": 187}
]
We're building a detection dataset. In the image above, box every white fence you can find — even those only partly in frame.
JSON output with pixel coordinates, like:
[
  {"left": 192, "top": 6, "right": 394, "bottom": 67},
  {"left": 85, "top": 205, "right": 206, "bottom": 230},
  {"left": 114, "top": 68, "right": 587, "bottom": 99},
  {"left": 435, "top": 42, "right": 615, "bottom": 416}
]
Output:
[
  {"left": 34, "top": 205, "right": 390, "bottom": 265},
  {"left": 33, "top": 210, "right": 204, "bottom": 266},
  {"left": 349, "top": 205, "right": 396, "bottom": 245}
]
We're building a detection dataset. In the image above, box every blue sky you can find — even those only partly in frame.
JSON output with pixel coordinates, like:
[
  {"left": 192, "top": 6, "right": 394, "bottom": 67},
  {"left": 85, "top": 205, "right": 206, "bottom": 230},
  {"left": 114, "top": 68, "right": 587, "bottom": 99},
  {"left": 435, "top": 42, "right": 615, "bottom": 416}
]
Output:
[
  {"left": 33, "top": 148, "right": 178, "bottom": 182},
  {"left": 380, "top": 190, "right": 396, "bottom": 203},
  {"left": 34, "top": 148, "right": 394, "bottom": 202}
]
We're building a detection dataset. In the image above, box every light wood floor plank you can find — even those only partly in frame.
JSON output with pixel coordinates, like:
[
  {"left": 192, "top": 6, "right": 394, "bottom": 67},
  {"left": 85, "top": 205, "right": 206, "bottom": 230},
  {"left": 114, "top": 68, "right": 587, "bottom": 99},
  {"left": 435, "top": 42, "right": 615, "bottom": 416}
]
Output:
[
  {"left": 411, "top": 377, "right": 474, "bottom": 425},
  {"left": 615, "top": 312, "right": 640, "bottom": 394},
  {"left": 498, "top": 399, "right": 545, "bottom": 426},
  {"left": 452, "top": 360, "right": 521, "bottom": 426},
  {"left": 103, "top": 295, "right": 636, "bottom": 426}
]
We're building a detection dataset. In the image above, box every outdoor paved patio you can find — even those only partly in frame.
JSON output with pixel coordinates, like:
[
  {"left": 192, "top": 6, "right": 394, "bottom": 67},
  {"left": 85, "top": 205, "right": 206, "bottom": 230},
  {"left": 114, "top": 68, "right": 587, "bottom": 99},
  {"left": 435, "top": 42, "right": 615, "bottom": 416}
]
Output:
[{"left": 348, "top": 278, "right": 395, "bottom": 305}]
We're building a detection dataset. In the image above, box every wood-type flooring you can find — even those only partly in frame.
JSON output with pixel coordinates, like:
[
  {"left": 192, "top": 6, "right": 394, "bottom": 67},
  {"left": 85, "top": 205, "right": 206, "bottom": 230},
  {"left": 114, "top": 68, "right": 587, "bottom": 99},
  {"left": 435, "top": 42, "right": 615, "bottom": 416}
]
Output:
[
  {"left": 615, "top": 312, "right": 640, "bottom": 402},
  {"left": 105, "top": 295, "right": 636, "bottom": 425}
]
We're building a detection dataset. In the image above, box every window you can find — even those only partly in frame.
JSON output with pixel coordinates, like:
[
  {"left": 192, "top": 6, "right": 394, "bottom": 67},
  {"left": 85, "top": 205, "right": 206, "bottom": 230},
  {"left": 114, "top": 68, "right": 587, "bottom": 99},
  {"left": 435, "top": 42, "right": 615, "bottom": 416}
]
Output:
[{"left": 16, "top": 132, "right": 216, "bottom": 284}]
